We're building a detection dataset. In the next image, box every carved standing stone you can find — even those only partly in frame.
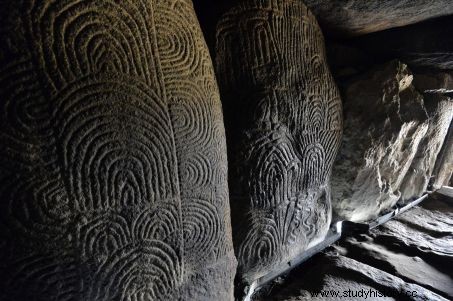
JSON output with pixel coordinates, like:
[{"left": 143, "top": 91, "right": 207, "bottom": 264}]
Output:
[
  {"left": 0, "top": 0, "right": 236, "bottom": 300},
  {"left": 215, "top": 0, "right": 342, "bottom": 283}
]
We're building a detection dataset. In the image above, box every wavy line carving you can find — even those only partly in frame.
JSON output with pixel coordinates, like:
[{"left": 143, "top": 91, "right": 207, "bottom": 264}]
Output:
[
  {"left": 216, "top": 0, "right": 342, "bottom": 283},
  {"left": 0, "top": 0, "right": 235, "bottom": 300}
]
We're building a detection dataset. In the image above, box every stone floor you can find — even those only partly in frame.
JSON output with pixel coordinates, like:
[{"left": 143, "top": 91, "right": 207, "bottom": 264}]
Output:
[{"left": 253, "top": 189, "right": 453, "bottom": 301}]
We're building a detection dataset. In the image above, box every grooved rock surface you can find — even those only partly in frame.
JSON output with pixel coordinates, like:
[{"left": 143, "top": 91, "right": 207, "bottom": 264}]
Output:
[
  {"left": 302, "top": 0, "right": 453, "bottom": 37},
  {"left": 331, "top": 61, "right": 429, "bottom": 222},
  {"left": 253, "top": 192, "right": 453, "bottom": 301},
  {"left": 0, "top": 1, "right": 236, "bottom": 300},
  {"left": 215, "top": 0, "right": 342, "bottom": 283}
]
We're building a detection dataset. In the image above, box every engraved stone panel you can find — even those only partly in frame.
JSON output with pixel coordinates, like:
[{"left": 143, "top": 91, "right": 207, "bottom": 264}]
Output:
[
  {"left": 215, "top": 0, "right": 342, "bottom": 284},
  {"left": 0, "top": 0, "right": 235, "bottom": 300}
]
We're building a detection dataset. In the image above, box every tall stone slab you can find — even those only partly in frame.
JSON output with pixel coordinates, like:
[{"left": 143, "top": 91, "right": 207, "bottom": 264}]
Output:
[
  {"left": 215, "top": 0, "right": 342, "bottom": 284},
  {"left": 0, "top": 0, "right": 236, "bottom": 300},
  {"left": 400, "top": 93, "right": 453, "bottom": 200},
  {"left": 331, "top": 61, "right": 430, "bottom": 222},
  {"left": 433, "top": 120, "right": 453, "bottom": 189}
]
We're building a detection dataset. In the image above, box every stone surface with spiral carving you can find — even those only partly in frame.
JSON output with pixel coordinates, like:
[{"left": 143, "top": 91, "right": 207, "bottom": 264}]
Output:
[
  {"left": 215, "top": 0, "right": 343, "bottom": 284},
  {"left": 0, "top": 0, "right": 236, "bottom": 300}
]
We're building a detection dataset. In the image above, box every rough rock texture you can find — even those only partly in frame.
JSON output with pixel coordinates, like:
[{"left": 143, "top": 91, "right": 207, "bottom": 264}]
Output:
[
  {"left": 433, "top": 120, "right": 453, "bottom": 188},
  {"left": 253, "top": 192, "right": 453, "bottom": 300},
  {"left": 400, "top": 94, "right": 453, "bottom": 200},
  {"left": 349, "top": 16, "right": 453, "bottom": 70},
  {"left": 332, "top": 61, "right": 429, "bottom": 222},
  {"left": 302, "top": 0, "right": 453, "bottom": 37},
  {"left": 0, "top": 1, "right": 236, "bottom": 300},
  {"left": 192, "top": 0, "right": 453, "bottom": 43},
  {"left": 215, "top": 0, "right": 342, "bottom": 284}
]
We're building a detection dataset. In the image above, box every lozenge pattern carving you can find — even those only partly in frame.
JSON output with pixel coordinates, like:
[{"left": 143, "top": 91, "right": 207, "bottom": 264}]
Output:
[
  {"left": 215, "top": 0, "right": 342, "bottom": 282},
  {"left": 0, "top": 0, "right": 235, "bottom": 300}
]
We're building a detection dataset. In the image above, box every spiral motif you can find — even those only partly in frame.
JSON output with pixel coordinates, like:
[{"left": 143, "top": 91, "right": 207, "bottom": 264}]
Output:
[
  {"left": 86, "top": 241, "right": 181, "bottom": 301},
  {"left": 53, "top": 77, "right": 176, "bottom": 211},
  {"left": 182, "top": 198, "right": 223, "bottom": 264},
  {"left": 237, "top": 212, "right": 280, "bottom": 274}
]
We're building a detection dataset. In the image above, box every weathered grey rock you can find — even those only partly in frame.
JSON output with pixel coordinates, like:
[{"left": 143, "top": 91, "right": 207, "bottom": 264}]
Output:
[
  {"left": 302, "top": 0, "right": 453, "bottom": 37},
  {"left": 0, "top": 1, "right": 236, "bottom": 300},
  {"left": 400, "top": 94, "right": 453, "bottom": 200},
  {"left": 216, "top": 0, "right": 342, "bottom": 284},
  {"left": 332, "top": 61, "right": 429, "bottom": 222},
  {"left": 433, "top": 120, "right": 453, "bottom": 189}
]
